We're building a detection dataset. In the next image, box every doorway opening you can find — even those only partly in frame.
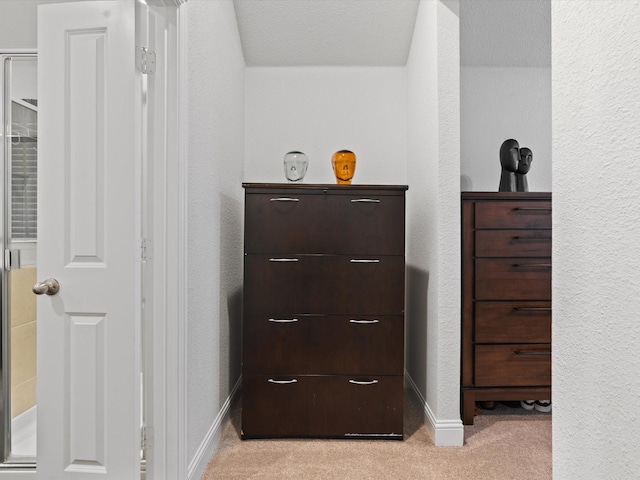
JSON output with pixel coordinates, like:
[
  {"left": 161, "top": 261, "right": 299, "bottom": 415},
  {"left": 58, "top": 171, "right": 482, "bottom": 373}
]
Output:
[{"left": 1, "top": 53, "right": 38, "bottom": 464}]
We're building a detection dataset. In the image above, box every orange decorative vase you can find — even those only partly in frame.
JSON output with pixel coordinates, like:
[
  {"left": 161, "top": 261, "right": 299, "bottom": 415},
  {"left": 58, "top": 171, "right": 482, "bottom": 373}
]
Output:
[{"left": 331, "top": 150, "right": 356, "bottom": 184}]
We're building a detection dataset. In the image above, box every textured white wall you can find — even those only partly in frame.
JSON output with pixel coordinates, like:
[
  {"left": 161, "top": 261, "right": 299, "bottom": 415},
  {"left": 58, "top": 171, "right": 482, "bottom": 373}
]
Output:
[
  {"left": 0, "top": 0, "right": 85, "bottom": 49},
  {"left": 186, "top": 0, "right": 245, "bottom": 466},
  {"left": 406, "top": 0, "right": 461, "bottom": 445},
  {"left": 552, "top": 1, "right": 640, "bottom": 478},
  {"left": 460, "top": 66, "right": 551, "bottom": 191},
  {"left": 244, "top": 67, "right": 407, "bottom": 185},
  {"left": 460, "top": 0, "right": 551, "bottom": 192}
]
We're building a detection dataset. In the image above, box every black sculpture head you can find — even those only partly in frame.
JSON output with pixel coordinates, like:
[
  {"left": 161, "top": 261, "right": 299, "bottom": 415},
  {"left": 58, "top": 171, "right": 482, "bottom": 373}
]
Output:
[
  {"left": 516, "top": 147, "right": 533, "bottom": 192},
  {"left": 500, "top": 139, "right": 519, "bottom": 172},
  {"left": 518, "top": 147, "right": 533, "bottom": 174},
  {"left": 499, "top": 139, "right": 519, "bottom": 192}
]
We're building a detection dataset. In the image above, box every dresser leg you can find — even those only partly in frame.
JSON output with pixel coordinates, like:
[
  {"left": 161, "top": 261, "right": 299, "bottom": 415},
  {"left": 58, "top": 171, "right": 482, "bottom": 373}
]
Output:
[{"left": 462, "top": 390, "right": 476, "bottom": 425}]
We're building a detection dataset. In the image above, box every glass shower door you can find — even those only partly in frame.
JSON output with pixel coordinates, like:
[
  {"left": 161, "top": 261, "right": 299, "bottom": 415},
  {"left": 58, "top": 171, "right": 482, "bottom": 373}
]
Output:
[{"left": 1, "top": 54, "right": 38, "bottom": 463}]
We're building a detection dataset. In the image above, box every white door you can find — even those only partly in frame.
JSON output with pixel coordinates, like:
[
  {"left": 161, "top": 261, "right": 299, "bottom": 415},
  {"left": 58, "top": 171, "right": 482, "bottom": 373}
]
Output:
[{"left": 36, "top": 1, "right": 141, "bottom": 478}]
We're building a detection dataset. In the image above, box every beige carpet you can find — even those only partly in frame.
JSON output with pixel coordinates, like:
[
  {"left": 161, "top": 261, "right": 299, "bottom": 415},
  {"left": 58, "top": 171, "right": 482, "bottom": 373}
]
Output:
[{"left": 202, "top": 391, "right": 551, "bottom": 480}]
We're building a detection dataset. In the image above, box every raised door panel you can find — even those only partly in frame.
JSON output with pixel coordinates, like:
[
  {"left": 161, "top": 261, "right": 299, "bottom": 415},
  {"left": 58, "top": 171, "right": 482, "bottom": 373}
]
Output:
[
  {"left": 243, "top": 315, "right": 404, "bottom": 375},
  {"left": 475, "top": 201, "right": 552, "bottom": 229},
  {"left": 475, "top": 259, "right": 551, "bottom": 300},
  {"left": 241, "top": 374, "right": 403, "bottom": 439},
  {"left": 475, "top": 230, "right": 552, "bottom": 258},
  {"left": 243, "top": 255, "right": 405, "bottom": 315},
  {"left": 244, "top": 192, "right": 405, "bottom": 255}
]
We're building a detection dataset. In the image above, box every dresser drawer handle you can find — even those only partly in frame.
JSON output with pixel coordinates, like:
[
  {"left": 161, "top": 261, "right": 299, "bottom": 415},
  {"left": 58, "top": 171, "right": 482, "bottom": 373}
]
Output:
[
  {"left": 350, "top": 259, "right": 380, "bottom": 263},
  {"left": 268, "top": 378, "right": 298, "bottom": 384},
  {"left": 513, "top": 207, "right": 551, "bottom": 211},
  {"left": 349, "top": 319, "right": 380, "bottom": 324},
  {"left": 270, "top": 197, "right": 300, "bottom": 202},
  {"left": 269, "top": 258, "right": 299, "bottom": 262},
  {"left": 268, "top": 318, "right": 299, "bottom": 323},
  {"left": 512, "top": 263, "right": 551, "bottom": 268},
  {"left": 351, "top": 198, "right": 381, "bottom": 203},
  {"left": 513, "top": 307, "right": 552, "bottom": 312},
  {"left": 514, "top": 350, "right": 551, "bottom": 356},
  {"left": 349, "top": 379, "right": 379, "bottom": 385},
  {"left": 512, "top": 236, "right": 551, "bottom": 241}
]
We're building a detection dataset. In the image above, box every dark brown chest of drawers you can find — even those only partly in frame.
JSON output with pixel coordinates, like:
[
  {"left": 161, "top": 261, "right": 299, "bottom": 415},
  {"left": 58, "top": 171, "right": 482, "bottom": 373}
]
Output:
[
  {"left": 241, "top": 183, "right": 407, "bottom": 439},
  {"left": 461, "top": 192, "right": 552, "bottom": 425}
]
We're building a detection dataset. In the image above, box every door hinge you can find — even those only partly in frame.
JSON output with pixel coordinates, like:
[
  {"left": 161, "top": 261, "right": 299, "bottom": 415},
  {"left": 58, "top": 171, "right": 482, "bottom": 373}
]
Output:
[
  {"left": 4, "top": 249, "right": 21, "bottom": 271},
  {"left": 141, "top": 238, "right": 153, "bottom": 262},
  {"left": 141, "top": 425, "right": 154, "bottom": 450},
  {"left": 136, "top": 47, "right": 156, "bottom": 74}
]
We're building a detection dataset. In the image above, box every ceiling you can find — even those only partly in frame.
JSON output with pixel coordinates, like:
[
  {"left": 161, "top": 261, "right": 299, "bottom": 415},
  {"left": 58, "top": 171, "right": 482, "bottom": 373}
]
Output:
[
  {"left": 232, "top": 0, "right": 551, "bottom": 68},
  {"left": 233, "top": 0, "right": 421, "bottom": 66},
  {"left": 460, "top": 0, "right": 550, "bottom": 67}
]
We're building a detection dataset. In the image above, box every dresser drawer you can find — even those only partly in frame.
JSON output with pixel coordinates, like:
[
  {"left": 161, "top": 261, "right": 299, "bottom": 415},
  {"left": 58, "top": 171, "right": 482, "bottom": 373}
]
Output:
[
  {"left": 475, "top": 201, "right": 551, "bottom": 229},
  {"left": 243, "top": 315, "right": 403, "bottom": 375},
  {"left": 244, "top": 191, "right": 405, "bottom": 255},
  {"left": 475, "top": 229, "right": 551, "bottom": 258},
  {"left": 243, "top": 254, "right": 405, "bottom": 315},
  {"left": 474, "top": 345, "right": 551, "bottom": 387},
  {"left": 242, "top": 374, "right": 403, "bottom": 439},
  {"left": 475, "top": 259, "right": 551, "bottom": 300},
  {"left": 475, "top": 302, "right": 551, "bottom": 343}
]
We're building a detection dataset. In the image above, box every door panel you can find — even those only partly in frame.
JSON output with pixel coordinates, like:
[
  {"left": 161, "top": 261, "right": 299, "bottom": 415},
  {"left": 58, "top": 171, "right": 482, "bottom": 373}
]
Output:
[{"left": 37, "top": 1, "right": 140, "bottom": 478}]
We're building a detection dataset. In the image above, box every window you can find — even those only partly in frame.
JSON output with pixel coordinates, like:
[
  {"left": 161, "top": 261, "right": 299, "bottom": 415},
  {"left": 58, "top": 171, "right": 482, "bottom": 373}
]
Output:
[{"left": 10, "top": 99, "right": 37, "bottom": 240}]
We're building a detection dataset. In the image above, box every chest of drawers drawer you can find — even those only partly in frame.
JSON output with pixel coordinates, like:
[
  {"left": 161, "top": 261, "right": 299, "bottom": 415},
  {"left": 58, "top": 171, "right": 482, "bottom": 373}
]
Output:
[
  {"left": 475, "top": 230, "right": 551, "bottom": 258},
  {"left": 242, "top": 374, "right": 404, "bottom": 439},
  {"left": 243, "top": 315, "right": 404, "bottom": 375},
  {"left": 244, "top": 190, "right": 405, "bottom": 255},
  {"left": 475, "top": 302, "right": 551, "bottom": 343},
  {"left": 474, "top": 344, "right": 552, "bottom": 387},
  {"left": 475, "top": 200, "right": 552, "bottom": 229},
  {"left": 475, "top": 258, "right": 551, "bottom": 300},
  {"left": 243, "top": 254, "right": 405, "bottom": 316}
]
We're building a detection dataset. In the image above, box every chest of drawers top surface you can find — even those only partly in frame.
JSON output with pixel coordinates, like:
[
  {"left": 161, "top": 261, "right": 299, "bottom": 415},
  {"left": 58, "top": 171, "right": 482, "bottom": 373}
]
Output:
[{"left": 243, "top": 183, "right": 408, "bottom": 255}]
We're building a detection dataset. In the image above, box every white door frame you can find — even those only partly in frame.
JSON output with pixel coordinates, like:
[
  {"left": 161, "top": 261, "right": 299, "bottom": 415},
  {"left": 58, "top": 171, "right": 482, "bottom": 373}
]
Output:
[
  {"left": 141, "top": 0, "right": 189, "bottom": 478},
  {"left": 0, "top": 1, "right": 189, "bottom": 478}
]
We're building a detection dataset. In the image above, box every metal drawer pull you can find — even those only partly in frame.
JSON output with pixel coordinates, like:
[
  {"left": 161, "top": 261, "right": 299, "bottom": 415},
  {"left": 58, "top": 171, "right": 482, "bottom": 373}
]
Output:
[
  {"left": 512, "top": 236, "right": 551, "bottom": 240},
  {"left": 514, "top": 207, "right": 551, "bottom": 211},
  {"left": 270, "top": 197, "right": 300, "bottom": 202},
  {"left": 351, "top": 198, "right": 381, "bottom": 203},
  {"left": 513, "top": 263, "right": 551, "bottom": 268},
  {"left": 350, "top": 259, "right": 380, "bottom": 263},
  {"left": 514, "top": 350, "right": 551, "bottom": 356},
  {"left": 349, "top": 379, "right": 379, "bottom": 385},
  {"left": 269, "top": 318, "right": 299, "bottom": 323},
  {"left": 513, "top": 307, "right": 552, "bottom": 312},
  {"left": 268, "top": 379, "right": 298, "bottom": 384},
  {"left": 349, "top": 319, "right": 380, "bottom": 324},
  {"left": 269, "top": 258, "right": 299, "bottom": 262}
]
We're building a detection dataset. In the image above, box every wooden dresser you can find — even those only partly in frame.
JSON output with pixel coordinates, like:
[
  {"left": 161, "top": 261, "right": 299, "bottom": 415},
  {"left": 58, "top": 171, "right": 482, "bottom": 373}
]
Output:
[
  {"left": 461, "top": 192, "right": 552, "bottom": 425},
  {"left": 241, "top": 183, "right": 407, "bottom": 439}
]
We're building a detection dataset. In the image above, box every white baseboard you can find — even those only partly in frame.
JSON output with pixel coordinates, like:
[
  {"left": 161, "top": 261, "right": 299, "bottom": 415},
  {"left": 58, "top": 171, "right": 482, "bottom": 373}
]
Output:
[
  {"left": 187, "top": 377, "right": 242, "bottom": 480},
  {"left": 405, "top": 371, "right": 464, "bottom": 447}
]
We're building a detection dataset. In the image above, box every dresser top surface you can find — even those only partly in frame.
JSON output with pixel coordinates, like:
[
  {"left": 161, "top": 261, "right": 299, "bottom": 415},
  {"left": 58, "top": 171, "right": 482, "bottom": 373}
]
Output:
[
  {"left": 244, "top": 183, "right": 408, "bottom": 193},
  {"left": 462, "top": 191, "right": 551, "bottom": 201}
]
